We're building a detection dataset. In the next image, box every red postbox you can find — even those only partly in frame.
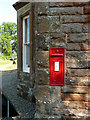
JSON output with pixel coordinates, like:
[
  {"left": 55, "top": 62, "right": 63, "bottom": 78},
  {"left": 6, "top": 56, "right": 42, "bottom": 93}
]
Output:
[{"left": 50, "top": 48, "right": 65, "bottom": 86}]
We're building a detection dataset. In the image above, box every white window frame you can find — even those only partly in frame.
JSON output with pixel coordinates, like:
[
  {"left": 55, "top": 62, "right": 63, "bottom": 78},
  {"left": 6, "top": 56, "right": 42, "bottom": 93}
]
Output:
[{"left": 23, "top": 15, "right": 30, "bottom": 73}]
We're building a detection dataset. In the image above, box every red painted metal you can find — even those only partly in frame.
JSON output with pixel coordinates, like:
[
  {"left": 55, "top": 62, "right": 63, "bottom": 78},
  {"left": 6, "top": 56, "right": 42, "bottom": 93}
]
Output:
[{"left": 50, "top": 48, "right": 65, "bottom": 86}]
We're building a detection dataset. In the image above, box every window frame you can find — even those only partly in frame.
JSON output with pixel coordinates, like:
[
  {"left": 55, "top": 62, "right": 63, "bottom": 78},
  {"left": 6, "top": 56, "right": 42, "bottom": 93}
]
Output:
[{"left": 23, "top": 15, "right": 30, "bottom": 73}]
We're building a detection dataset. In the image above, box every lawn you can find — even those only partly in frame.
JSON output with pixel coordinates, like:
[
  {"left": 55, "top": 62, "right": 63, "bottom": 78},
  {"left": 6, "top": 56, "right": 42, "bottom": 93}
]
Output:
[{"left": 0, "top": 59, "right": 17, "bottom": 71}]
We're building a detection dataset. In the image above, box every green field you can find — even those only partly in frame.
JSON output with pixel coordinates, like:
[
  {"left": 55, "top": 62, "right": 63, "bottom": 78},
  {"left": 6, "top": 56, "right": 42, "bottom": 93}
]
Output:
[{"left": 0, "top": 59, "right": 17, "bottom": 70}]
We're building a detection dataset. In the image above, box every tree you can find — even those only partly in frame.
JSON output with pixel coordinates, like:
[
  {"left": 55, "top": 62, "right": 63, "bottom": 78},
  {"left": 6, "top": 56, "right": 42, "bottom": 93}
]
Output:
[{"left": 0, "top": 22, "right": 17, "bottom": 56}]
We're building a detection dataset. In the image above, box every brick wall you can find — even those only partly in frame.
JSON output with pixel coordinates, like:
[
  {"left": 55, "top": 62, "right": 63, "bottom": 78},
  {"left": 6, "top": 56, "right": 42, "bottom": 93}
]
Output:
[{"left": 16, "top": 2, "right": 89, "bottom": 119}]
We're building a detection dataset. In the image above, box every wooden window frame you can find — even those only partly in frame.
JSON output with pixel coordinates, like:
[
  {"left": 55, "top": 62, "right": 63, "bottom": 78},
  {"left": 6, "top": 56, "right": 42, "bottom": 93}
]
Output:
[
  {"left": 23, "top": 15, "right": 30, "bottom": 73},
  {"left": 17, "top": 4, "right": 33, "bottom": 74}
]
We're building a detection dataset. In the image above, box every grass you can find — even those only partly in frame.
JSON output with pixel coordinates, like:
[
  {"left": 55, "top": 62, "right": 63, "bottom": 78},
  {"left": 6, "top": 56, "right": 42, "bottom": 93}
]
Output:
[
  {"left": 0, "top": 58, "right": 17, "bottom": 70},
  {"left": 6, "top": 63, "right": 17, "bottom": 70},
  {"left": 0, "top": 59, "right": 11, "bottom": 65}
]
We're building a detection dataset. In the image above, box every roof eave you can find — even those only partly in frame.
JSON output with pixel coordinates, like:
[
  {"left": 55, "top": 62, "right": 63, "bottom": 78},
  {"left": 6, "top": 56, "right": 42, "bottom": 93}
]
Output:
[{"left": 13, "top": 2, "right": 29, "bottom": 11}]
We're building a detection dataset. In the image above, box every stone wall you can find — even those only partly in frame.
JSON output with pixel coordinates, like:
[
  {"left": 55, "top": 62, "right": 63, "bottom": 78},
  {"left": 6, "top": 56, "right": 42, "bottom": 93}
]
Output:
[
  {"left": 34, "top": 2, "right": 89, "bottom": 119},
  {"left": 16, "top": 2, "right": 89, "bottom": 119}
]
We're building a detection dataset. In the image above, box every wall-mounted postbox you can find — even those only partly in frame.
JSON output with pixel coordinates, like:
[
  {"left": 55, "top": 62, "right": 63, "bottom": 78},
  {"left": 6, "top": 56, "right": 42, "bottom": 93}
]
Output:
[{"left": 50, "top": 48, "right": 65, "bottom": 86}]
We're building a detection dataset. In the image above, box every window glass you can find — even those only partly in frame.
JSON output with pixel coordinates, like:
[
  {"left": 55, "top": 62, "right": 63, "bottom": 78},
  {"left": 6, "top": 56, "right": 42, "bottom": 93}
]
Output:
[{"left": 23, "top": 16, "right": 30, "bottom": 73}]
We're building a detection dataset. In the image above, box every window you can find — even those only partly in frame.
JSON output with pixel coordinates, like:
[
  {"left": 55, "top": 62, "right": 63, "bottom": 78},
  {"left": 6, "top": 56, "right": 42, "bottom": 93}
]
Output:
[{"left": 23, "top": 15, "right": 30, "bottom": 73}]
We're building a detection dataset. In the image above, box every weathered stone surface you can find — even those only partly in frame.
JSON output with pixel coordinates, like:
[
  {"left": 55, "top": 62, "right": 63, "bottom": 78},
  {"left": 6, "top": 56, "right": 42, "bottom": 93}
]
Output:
[
  {"left": 85, "top": 94, "right": 90, "bottom": 102},
  {"left": 82, "top": 23, "right": 89, "bottom": 33},
  {"left": 66, "top": 51, "right": 88, "bottom": 61},
  {"left": 37, "top": 3, "right": 49, "bottom": 15},
  {"left": 37, "top": 16, "right": 60, "bottom": 33},
  {"left": 50, "top": 7, "right": 83, "bottom": 15},
  {"left": 63, "top": 101, "right": 88, "bottom": 109},
  {"left": 68, "top": 33, "right": 89, "bottom": 43},
  {"left": 36, "top": 34, "right": 50, "bottom": 50},
  {"left": 49, "top": 2, "right": 88, "bottom": 7},
  {"left": 50, "top": 33, "right": 66, "bottom": 47},
  {"left": 84, "top": 6, "right": 90, "bottom": 14},
  {"left": 50, "top": 42, "right": 66, "bottom": 48},
  {"left": 49, "top": 16, "right": 60, "bottom": 33},
  {"left": 34, "top": 86, "right": 50, "bottom": 101},
  {"left": 61, "top": 93, "right": 86, "bottom": 101},
  {"left": 61, "top": 15, "right": 88, "bottom": 23},
  {"left": 70, "top": 69, "right": 89, "bottom": 77},
  {"left": 66, "top": 43, "right": 81, "bottom": 51},
  {"left": 50, "top": 33, "right": 66, "bottom": 42},
  {"left": 62, "top": 109, "right": 88, "bottom": 117},
  {"left": 61, "top": 86, "right": 88, "bottom": 93},
  {"left": 66, "top": 77, "right": 90, "bottom": 86},
  {"left": 50, "top": 86, "right": 61, "bottom": 102},
  {"left": 37, "top": 16, "right": 50, "bottom": 33},
  {"left": 80, "top": 42, "right": 89, "bottom": 51},
  {"left": 36, "top": 68, "right": 49, "bottom": 85},
  {"left": 36, "top": 51, "right": 49, "bottom": 68},
  {"left": 61, "top": 23, "right": 83, "bottom": 33},
  {"left": 66, "top": 58, "right": 88, "bottom": 68},
  {"left": 17, "top": 2, "right": 90, "bottom": 118},
  {"left": 49, "top": 2, "right": 74, "bottom": 7}
]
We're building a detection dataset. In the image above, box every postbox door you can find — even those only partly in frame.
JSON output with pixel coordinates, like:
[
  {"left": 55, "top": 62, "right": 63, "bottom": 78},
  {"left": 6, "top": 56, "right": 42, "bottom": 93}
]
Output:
[{"left": 50, "top": 48, "right": 64, "bottom": 86}]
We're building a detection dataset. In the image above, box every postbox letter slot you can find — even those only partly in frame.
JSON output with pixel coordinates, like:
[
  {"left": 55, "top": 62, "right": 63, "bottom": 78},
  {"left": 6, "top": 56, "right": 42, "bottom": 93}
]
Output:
[{"left": 51, "top": 54, "right": 63, "bottom": 57}]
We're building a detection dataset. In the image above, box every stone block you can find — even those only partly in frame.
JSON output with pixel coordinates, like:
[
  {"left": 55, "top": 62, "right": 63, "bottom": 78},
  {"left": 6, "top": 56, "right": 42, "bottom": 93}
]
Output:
[
  {"left": 50, "top": 86, "right": 61, "bottom": 102},
  {"left": 65, "top": 77, "right": 90, "bottom": 86},
  {"left": 36, "top": 51, "right": 49, "bottom": 68},
  {"left": 34, "top": 86, "right": 50, "bottom": 101},
  {"left": 61, "top": 86, "right": 88, "bottom": 94},
  {"left": 80, "top": 43, "right": 89, "bottom": 51},
  {"left": 66, "top": 58, "right": 88, "bottom": 68},
  {"left": 66, "top": 43, "right": 81, "bottom": 51},
  {"left": 61, "top": 93, "right": 86, "bottom": 101},
  {"left": 49, "top": 16, "right": 60, "bottom": 33},
  {"left": 36, "top": 34, "right": 50, "bottom": 51},
  {"left": 36, "top": 69, "right": 49, "bottom": 85},
  {"left": 37, "top": 16, "right": 60, "bottom": 33},
  {"left": 50, "top": 33, "right": 66, "bottom": 43},
  {"left": 50, "top": 7, "right": 83, "bottom": 15},
  {"left": 63, "top": 109, "right": 88, "bottom": 117},
  {"left": 49, "top": 2, "right": 74, "bottom": 7},
  {"left": 37, "top": 3, "right": 49, "bottom": 15},
  {"left": 68, "top": 33, "right": 89, "bottom": 43},
  {"left": 82, "top": 23, "right": 89, "bottom": 33},
  {"left": 66, "top": 51, "right": 88, "bottom": 61},
  {"left": 70, "top": 69, "right": 89, "bottom": 77},
  {"left": 61, "top": 23, "right": 83, "bottom": 33},
  {"left": 63, "top": 101, "right": 87, "bottom": 109},
  {"left": 84, "top": 6, "right": 90, "bottom": 14},
  {"left": 61, "top": 15, "right": 88, "bottom": 23},
  {"left": 50, "top": 33, "right": 66, "bottom": 47},
  {"left": 85, "top": 94, "right": 90, "bottom": 102},
  {"left": 49, "top": 2, "right": 88, "bottom": 7},
  {"left": 37, "top": 16, "right": 50, "bottom": 33}
]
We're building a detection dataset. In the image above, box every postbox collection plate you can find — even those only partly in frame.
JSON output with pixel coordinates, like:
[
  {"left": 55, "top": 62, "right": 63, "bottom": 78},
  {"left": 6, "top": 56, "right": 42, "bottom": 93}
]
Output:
[{"left": 50, "top": 48, "right": 65, "bottom": 86}]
